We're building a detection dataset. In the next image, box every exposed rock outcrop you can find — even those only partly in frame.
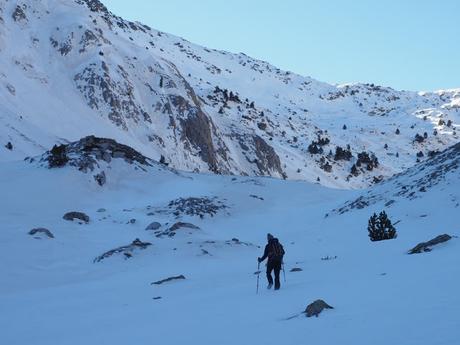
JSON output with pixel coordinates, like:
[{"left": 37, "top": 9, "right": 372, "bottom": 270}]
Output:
[
  {"left": 408, "top": 234, "right": 452, "bottom": 254},
  {"left": 94, "top": 238, "right": 152, "bottom": 262},
  {"left": 252, "top": 135, "right": 285, "bottom": 178},
  {"left": 151, "top": 275, "right": 186, "bottom": 285},
  {"left": 39, "top": 136, "right": 152, "bottom": 172}
]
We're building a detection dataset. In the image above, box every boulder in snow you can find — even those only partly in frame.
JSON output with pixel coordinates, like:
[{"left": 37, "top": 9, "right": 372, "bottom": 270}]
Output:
[
  {"left": 63, "top": 211, "right": 90, "bottom": 223},
  {"left": 145, "top": 222, "right": 161, "bottom": 231},
  {"left": 28, "top": 228, "right": 54, "bottom": 239},
  {"left": 304, "top": 299, "right": 334, "bottom": 317},
  {"left": 408, "top": 234, "right": 452, "bottom": 254}
]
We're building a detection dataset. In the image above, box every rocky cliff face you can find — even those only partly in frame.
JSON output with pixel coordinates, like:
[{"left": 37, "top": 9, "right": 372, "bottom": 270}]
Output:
[{"left": 0, "top": 0, "right": 459, "bottom": 188}]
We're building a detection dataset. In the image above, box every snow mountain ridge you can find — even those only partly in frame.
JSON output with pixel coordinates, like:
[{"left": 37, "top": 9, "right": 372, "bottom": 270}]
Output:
[{"left": 1, "top": 0, "right": 459, "bottom": 188}]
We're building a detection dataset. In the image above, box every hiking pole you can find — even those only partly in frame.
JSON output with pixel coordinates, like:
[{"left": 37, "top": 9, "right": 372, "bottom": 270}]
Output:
[
  {"left": 256, "top": 261, "right": 260, "bottom": 294},
  {"left": 282, "top": 262, "right": 286, "bottom": 283}
]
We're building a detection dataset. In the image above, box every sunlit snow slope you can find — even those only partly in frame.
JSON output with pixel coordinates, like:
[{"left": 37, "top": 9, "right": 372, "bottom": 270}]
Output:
[{"left": 0, "top": 0, "right": 459, "bottom": 187}]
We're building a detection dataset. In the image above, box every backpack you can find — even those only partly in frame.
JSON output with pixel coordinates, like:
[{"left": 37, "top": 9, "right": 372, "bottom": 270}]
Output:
[{"left": 269, "top": 240, "right": 285, "bottom": 260}]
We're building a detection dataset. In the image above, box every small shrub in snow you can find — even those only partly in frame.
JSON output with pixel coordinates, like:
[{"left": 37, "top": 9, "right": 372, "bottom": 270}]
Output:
[
  {"left": 368, "top": 211, "right": 397, "bottom": 242},
  {"left": 414, "top": 133, "right": 425, "bottom": 143}
]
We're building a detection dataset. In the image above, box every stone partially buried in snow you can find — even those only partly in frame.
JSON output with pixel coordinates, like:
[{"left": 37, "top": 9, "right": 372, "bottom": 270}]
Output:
[
  {"left": 28, "top": 228, "right": 54, "bottom": 239},
  {"left": 290, "top": 267, "right": 303, "bottom": 272},
  {"left": 305, "top": 299, "right": 334, "bottom": 318},
  {"left": 93, "top": 238, "right": 152, "bottom": 263},
  {"left": 145, "top": 222, "right": 161, "bottom": 231},
  {"left": 169, "top": 222, "right": 200, "bottom": 232},
  {"left": 408, "top": 234, "right": 452, "bottom": 254},
  {"left": 151, "top": 275, "right": 186, "bottom": 285},
  {"left": 63, "top": 211, "right": 90, "bottom": 223}
]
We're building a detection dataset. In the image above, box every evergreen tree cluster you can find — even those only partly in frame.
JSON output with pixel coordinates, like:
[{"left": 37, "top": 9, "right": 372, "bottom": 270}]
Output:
[
  {"left": 334, "top": 145, "right": 352, "bottom": 161},
  {"left": 356, "top": 151, "right": 379, "bottom": 170},
  {"left": 307, "top": 136, "right": 330, "bottom": 154},
  {"left": 368, "top": 211, "right": 397, "bottom": 242},
  {"left": 48, "top": 144, "right": 68, "bottom": 168},
  {"left": 414, "top": 133, "right": 425, "bottom": 143}
]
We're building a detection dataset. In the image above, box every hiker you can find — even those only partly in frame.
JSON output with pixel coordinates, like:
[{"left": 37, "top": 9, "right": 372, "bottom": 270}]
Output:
[{"left": 258, "top": 233, "right": 285, "bottom": 290}]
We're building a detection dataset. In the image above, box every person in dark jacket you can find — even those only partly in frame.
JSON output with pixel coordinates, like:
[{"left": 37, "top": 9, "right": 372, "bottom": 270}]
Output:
[{"left": 258, "top": 233, "right": 285, "bottom": 290}]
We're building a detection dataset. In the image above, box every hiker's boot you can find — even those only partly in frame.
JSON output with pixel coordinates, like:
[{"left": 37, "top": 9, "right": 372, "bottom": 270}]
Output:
[{"left": 267, "top": 283, "right": 273, "bottom": 290}]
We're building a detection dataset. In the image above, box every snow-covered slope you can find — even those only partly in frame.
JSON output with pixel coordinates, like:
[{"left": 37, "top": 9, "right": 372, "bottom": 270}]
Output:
[
  {"left": 0, "top": 0, "right": 459, "bottom": 188},
  {"left": 1, "top": 138, "right": 459, "bottom": 345},
  {"left": 331, "top": 141, "right": 460, "bottom": 215}
]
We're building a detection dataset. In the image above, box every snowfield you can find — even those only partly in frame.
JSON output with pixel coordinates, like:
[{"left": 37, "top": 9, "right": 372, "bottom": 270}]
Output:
[{"left": 1, "top": 143, "right": 459, "bottom": 345}]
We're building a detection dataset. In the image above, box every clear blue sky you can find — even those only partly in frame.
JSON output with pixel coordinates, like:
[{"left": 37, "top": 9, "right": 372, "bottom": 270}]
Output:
[{"left": 104, "top": 0, "right": 459, "bottom": 91}]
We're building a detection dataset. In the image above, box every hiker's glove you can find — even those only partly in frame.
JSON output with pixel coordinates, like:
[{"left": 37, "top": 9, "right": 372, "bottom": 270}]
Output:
[{"left": 257, "top": 257, "right": 262, "bottom": 263}]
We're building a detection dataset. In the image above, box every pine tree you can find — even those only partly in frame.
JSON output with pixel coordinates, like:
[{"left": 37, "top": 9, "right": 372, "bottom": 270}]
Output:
[
  {"left": 48, "top": 144, "right": 68, "bottom": 168},
  {"left": 368, "top": 213, "right": 379, "bottom": 241},
  {"left": 368, "top": 211, "right": 397, "bottom": 241}
]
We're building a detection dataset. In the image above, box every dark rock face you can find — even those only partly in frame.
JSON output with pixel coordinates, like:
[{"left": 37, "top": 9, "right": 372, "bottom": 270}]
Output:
[
  {"left": 304, "top": 299, "right": 334, "bottom": 317},
  {"left": 151, "top": 275, "right": 185, "bottom": 285},
  {"left": 74, "top": 62, "right": 151, "bottom": 130},
  {"left": 145, "top": 222, "right": 161, "bottom": 231},
  {"left": 94, "top": 238, "right": 152, "bottom": 262},
  {"left": 408, "top": 234, "right": 452, "bottom": 254},
  {"left": 5, "top": 142, "right": 13, "bottom": 150},
  {"left": 180, "top": 108, "right": 219, "bottom": 173},
  {"left": 28, "top": 228, "right": 54, "bottom": 239},
  {"left": 252, "top": 135, "right": 284, "bottom": 177},
  {"left": 63, "top": 211, "right": 90, "bottom": 223}
]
